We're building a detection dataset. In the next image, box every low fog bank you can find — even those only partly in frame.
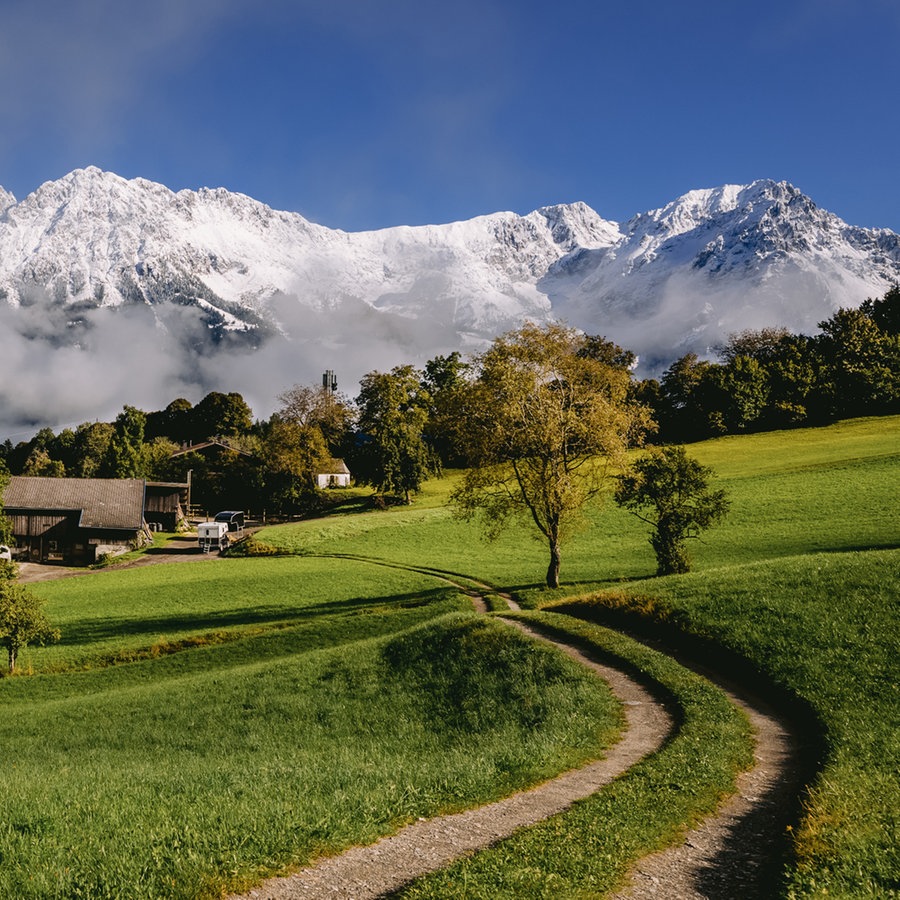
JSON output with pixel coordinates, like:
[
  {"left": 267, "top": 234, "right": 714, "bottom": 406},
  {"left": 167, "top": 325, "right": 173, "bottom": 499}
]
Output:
[
  {"left": 0, "top": 268, "right": 853, "bottom": 443},
  {"left": 556, "top": 267, "right": 851, "bottom": 377},
  {"left": 0, "top": 291, "right": 475, "bottom": 442}
]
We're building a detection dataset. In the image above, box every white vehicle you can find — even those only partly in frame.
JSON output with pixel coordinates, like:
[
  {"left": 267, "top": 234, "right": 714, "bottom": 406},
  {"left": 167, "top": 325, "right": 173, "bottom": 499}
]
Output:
[
  {"left": 0, "top": 545, "right": 11, "bottom": 561},
  {"left": 197, "top": 522, "right": 229, "bottom": 553}
]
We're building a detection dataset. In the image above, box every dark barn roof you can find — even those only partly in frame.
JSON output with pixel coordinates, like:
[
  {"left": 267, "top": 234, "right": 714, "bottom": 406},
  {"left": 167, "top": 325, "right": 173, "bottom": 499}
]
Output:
[{"left": 4, "top": 477, "right": 146, "bottom": 531}]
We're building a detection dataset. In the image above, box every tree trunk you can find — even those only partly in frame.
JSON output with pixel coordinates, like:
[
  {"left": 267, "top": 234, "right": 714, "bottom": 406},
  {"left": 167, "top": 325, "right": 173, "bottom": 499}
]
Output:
[
  {"left": 8, "top": 645, "right": 16, "bottom": 674},
  {"left": 546, "top": 541, "right": 561, "bottom": 589}
]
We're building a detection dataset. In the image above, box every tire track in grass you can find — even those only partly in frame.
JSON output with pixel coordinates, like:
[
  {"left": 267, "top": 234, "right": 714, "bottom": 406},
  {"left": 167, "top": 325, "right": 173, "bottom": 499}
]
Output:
[
  {"left": 230, "top": 558, "right": 801, "bottom": 899},
  {"left": 609, "top": 672, "right": 802, "bottom": 899},
  {"left": 229, "top": 574, "right": 672, "bottom": 900}
]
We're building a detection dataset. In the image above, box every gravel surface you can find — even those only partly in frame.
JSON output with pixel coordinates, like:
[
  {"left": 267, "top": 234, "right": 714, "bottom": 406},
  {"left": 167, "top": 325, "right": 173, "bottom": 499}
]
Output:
[
  {"left": 230, "top": 622, "right": 674, "bottom": 900},
  {"left": 612, "top": 681, "right": 801, "bottom": 899},
  {"left": 16, "top": 535, "right": 219, "bottom": 583}
]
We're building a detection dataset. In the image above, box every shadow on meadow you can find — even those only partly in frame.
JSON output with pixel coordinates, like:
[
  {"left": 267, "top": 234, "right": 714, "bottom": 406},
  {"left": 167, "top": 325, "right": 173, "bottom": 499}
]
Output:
[{"left": 56, "top": 587, "right": 453, "bottom": 649}]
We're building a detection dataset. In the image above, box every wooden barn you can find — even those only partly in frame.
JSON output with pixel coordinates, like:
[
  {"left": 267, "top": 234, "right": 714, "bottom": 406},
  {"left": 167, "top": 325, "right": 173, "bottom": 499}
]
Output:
[
  {"left": 4, "top": 477, "right": 150, "bottom": 565},
  {"left": 144, "top": 481, "right": 190, "bottom": 532}
]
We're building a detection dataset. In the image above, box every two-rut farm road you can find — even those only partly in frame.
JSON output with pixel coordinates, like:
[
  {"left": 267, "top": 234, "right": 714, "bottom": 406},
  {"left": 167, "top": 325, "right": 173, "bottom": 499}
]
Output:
[
  {"left": 230, "top": 569, "right": 802, "bottom": 900},
  {"left": 21, "top": 547, "right": 802, "bottom": 897}
]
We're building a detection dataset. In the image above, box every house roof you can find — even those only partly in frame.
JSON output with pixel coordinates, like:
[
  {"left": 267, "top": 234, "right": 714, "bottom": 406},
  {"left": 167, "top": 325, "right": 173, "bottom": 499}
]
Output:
[
  {"left": 4, "top": 477, "right": 146, "bottom": 531},
  {"left": 169, "top": 439, "right": 254, "bottom": 459},
  {"left": 317, "top": 458, "right": 351, "bottom": 475}
]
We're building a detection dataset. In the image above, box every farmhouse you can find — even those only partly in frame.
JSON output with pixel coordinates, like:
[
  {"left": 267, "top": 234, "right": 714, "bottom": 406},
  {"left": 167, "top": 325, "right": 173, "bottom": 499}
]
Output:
[
  {"left": 144, "top": 481, "right": 190, "bottom": 532},
  {"left": 4, "top": 476, "right": 151, "bottom": 565},
  {"left": 316, "top": 458, "right": 351, "bottom": 488}
]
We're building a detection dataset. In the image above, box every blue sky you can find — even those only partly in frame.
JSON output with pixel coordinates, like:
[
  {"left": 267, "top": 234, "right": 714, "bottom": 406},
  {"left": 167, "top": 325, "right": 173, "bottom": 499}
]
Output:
[{"left": 1, "top": 0, "right": 898, "bottom": 233}]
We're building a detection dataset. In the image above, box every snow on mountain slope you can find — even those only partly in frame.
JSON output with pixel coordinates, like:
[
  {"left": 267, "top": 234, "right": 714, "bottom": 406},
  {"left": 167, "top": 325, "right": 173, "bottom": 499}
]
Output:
[
  {"left": 0, "top": 168, "right": 619, "bottom": 338},
  {"left": 0, "top": 169, "right": 898, "bottom": 434},
  {"left": 542, "top": 180, "right": 900, "bottom": 368},
  {"left": 0, "top": 187, "right": 14, "bottom": 216}
]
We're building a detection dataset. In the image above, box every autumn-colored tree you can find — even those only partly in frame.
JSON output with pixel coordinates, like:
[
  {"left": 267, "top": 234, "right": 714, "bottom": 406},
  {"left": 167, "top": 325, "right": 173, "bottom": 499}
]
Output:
[
  {"left": 451, "top": 322, "right": 651, "bottom": 589},
  {"left": 276, "top": 383, "right": 353, "bottom": 453},
  {"left": 260, "top": 417, "right": 329, "bottom": 515}
]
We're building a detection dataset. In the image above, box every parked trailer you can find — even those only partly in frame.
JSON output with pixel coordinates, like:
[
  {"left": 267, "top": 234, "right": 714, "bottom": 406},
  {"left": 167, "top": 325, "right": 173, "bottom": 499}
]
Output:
[
  {"left": 214, "top": 510, "right": 245, "bottom": 536},
  {"left": 197, "top": 521, "right": 229, "bottom": 553}
]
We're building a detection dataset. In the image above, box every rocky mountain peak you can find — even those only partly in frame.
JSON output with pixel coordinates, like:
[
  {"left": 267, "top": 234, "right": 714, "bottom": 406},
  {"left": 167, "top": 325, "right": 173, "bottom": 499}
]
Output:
[{"left": 0, "top": 169, "right": 898, "bottom": 436}]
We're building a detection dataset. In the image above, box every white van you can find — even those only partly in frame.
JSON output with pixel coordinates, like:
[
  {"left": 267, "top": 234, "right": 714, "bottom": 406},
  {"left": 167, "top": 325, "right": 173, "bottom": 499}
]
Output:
[
  {"left": 197, "top": 522, "right": 229, "bottom": 553},
  {"left": 0, "top": 545, "right": 11, "bottom": 561}
]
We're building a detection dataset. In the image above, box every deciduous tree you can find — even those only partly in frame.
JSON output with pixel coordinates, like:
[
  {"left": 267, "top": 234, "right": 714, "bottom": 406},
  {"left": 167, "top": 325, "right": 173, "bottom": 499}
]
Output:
[
  {"left": 352, "top": 366, "right": 439, "bottom": 503},
  {"left": 0, "top": 581, "right": 60, "bottom": 673},
  {"left": 101, "top": 405, "right": 147, "bottom": 478},
  {"left": 421, "top": 351, "right": 471, "bottom": 467},
  {"left": 615, "top": 445, "right": 729, "bottom": 575},
  {"left": 276, "top": 383, "right": 352, "bottom": 453},
  {"left": 451, "top": 322, "right": 651, "bottom": 589},
  {"left": 259, "top": 417, "right": 329, "bottom": 515}
]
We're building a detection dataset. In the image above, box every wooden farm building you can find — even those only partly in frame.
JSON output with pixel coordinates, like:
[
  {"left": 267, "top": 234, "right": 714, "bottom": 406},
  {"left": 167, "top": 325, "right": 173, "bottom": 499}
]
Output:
[
  {"left": 144, "top": 481, "right": 189, "bottom": 532},
  {"left": 3, "top": 476, "right": 188, "bottom": 565}
]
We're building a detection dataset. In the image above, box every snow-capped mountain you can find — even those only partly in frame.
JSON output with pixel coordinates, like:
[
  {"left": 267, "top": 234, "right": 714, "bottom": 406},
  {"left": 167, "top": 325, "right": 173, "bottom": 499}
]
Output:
[
  {"left": 0, "top": 168, "right": 897, "bottom": 435},
  {"left": 0, "top": 167, "right": 619, "bottom": 339},
  {"left": 542, "top": 181, "right": 900, "bottom": 369}
]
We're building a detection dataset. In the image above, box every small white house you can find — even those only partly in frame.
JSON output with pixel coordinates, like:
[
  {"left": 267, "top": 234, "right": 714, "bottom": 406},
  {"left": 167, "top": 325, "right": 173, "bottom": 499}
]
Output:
[{"left": 316, "top": 458, "right": 351, "bottom": 489}]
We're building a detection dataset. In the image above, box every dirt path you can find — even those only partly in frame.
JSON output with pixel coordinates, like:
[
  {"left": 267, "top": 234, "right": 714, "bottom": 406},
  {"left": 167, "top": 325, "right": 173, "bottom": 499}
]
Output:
[
  {"left": 16, "top": 535, "right": 218, "bottom": 583},
  {"left": 230, "top": 622, "right": 673, "bottom": 900},
  {"left": 25, "top": 545, "right": 802, "bottom": 896},
  {"left": 611, "top": 679, "right": 802, "bottom": 899},
  {"left": 229, "top": 574, "right": 802, "bottom": 899}
]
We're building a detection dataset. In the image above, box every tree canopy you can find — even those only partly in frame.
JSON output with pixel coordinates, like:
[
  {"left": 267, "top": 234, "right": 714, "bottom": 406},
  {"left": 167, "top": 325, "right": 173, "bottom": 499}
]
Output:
[
  {"left": 351, "top": 365, "right": 439, "bottom": 503},
  {"left": 0, "top": 581, "right": 60, "bottom": 673},
  {"left": 451, "top": 323, "right": 652, "bottom": 588},
  {"left": 615, "top": 445, "right": 729, "bottom": 575}
]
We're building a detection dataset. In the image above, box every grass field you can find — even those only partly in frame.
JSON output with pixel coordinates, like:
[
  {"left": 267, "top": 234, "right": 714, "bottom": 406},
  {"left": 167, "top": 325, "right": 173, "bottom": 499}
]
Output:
[
  {"left": 2, "top": 592, "right": 623, "bottom": 898},
  {"left": 256, "top": 414, "right": 900, "bottom": 896},
  {"left": 3, "top": 414, "right": 899, "bottom": 897}
]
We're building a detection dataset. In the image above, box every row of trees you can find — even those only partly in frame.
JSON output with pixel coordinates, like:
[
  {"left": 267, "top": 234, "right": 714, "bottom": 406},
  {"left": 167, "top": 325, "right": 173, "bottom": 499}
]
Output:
[
  {"left": 0, "top": 390, "right": 349, "bottom": 516},
  {"left": 342, "top": 324, "right": 728, "bottom": 586},
  {"left": 646, "top": 287, "right": 900, "bottom": 443},
  {"left": 1, "top": 391, "right": 255, "bottom": 481},
  {"left": 2, "top": 289, "right": 896, "bottom": 585}
]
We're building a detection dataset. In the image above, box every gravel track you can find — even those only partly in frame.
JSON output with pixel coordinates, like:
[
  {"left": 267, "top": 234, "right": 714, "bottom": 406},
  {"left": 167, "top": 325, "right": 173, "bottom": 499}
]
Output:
[
  {"left": 230, "top": 622, "right": 673, "bottom": 900},
  {"left": 230, "top": 580, "right": 802, "bottom": 899}
]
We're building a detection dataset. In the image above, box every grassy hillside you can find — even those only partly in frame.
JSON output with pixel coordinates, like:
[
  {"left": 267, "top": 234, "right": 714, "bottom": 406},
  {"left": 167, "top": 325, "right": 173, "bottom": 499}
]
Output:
[
  {"left": 256, "top": 415, "right": 900, "bottom": 599},
  {"left": 3, "top": 414, "right": 898, "bottom": 897},
  {"left": 256, "top": 415, "right": 900, "bottom": 896},
  {"left": 1, "top": 598, "right": 622, "bottom": 898}
]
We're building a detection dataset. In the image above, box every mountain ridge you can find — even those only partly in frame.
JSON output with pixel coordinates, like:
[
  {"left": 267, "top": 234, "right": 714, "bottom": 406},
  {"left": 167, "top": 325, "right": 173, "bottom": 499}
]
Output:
[{"left": 0, "top": 168, "right": 898, "bottom": 435}]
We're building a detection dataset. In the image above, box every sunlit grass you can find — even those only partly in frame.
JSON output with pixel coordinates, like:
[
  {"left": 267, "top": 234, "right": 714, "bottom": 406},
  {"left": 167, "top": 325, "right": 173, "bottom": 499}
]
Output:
[
  {"left": 0, "top": 611, "right": 621, "bottom": 899},
  {"left": 2, "top": 414, "right": 898, "bottom": 897},
  {"left": 398, "top": 611, "right": 753, "bottom": 898}
]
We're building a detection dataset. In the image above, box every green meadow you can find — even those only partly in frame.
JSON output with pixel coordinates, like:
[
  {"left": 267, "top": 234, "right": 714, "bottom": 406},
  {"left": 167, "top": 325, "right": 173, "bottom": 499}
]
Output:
[{"left": 3, "top": 415, "right": 899, "bottom": 897}]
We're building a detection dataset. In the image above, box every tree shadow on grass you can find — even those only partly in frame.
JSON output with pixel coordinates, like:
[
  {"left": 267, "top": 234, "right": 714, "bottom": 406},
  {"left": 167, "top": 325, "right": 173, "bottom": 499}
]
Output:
[{"left": 56, "top": 587, "right": 454, "bottom": 648}]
